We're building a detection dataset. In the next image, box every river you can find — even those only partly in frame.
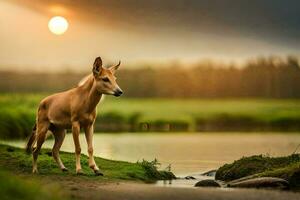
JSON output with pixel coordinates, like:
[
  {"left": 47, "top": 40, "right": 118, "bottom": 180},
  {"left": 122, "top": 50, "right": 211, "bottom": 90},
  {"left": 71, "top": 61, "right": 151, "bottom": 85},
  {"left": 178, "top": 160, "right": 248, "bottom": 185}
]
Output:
[{"left": 2, "top": 132, "right": 300, "bottom": 176}]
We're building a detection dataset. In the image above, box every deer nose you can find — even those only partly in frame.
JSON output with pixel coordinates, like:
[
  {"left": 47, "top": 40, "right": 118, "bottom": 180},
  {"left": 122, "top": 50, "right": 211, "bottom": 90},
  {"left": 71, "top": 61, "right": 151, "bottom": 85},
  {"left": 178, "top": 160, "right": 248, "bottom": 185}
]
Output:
[{"left": 114, "top": 88, "right": 123, "bottom": 97}]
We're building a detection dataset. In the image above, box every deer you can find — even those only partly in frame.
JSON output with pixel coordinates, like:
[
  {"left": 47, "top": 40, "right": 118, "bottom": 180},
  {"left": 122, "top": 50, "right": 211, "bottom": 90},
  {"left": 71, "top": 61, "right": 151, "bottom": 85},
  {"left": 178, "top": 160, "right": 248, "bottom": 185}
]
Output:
[{"left": 26, "top": 57, "right": 123, "bottom": 175}]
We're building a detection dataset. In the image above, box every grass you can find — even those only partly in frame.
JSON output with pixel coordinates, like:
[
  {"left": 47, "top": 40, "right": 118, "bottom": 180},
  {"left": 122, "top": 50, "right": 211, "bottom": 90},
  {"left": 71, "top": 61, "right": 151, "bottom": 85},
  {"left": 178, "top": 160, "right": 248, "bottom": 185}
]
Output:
[
  {"left": 215, "top": 154, "right": 300, "bottom": 188},
  {"left": 0, "top": 144, "right": 175, "bottom": 181},
  {"left": 0, "top": 143, "right": 174, "bottom": 199},
  {"left": 1, "top": 93, "right": 300, "bottom": 138},
  {"left": 0, "top": 168, "right": 66, "bottom": 200},
  {"left": 101, "top": 97, "right": 300, "bottom": 122}
]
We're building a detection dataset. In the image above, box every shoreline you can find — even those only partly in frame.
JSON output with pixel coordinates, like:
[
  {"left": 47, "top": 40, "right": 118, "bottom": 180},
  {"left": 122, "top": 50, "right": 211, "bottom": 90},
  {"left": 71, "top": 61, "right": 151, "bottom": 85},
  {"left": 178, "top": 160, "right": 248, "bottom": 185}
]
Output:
[
  {"left": 12, "top": 172, "right": 300, "bottom": 200},
  {"left": 40, "top": 179, "right": 300, "bottom": 200},
  {"left": 0, "top": 144, "right": 299, "bottom": 199}
]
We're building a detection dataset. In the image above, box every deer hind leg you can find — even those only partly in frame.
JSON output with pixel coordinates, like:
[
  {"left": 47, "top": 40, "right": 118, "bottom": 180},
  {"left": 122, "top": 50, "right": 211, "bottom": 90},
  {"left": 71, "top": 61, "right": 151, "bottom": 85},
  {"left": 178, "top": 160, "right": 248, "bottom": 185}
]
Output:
[
  {"left": 51, "top": 128, "right": 67, "bottom": 171},
  {"left": 32, "top": 121, "right": 49, "bottom": 173},
  {"left": 72, "top": 121, "right": 83, "bottom": 174}
]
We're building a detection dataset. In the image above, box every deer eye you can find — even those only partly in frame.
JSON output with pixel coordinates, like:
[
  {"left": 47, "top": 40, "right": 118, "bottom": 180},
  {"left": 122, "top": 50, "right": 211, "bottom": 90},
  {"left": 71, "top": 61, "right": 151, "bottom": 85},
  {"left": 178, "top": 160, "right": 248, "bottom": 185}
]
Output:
[{"left": 102, "top": 77, "right": 110, "bottom": 82}]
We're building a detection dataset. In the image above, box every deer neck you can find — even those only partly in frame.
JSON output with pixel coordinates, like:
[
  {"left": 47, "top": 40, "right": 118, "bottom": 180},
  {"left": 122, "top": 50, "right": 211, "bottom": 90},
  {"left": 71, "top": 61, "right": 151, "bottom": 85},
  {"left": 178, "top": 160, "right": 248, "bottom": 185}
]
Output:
[{"left": 82, "top": 75, "right": 102, "bottom": 113}]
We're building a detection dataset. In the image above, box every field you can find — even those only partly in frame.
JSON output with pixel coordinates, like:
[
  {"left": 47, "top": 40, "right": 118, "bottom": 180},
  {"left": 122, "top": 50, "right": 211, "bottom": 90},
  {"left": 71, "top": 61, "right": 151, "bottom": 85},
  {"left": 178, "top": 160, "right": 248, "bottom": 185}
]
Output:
[{"left": 1, "top": 93, "right": 300, "bottom": 139}]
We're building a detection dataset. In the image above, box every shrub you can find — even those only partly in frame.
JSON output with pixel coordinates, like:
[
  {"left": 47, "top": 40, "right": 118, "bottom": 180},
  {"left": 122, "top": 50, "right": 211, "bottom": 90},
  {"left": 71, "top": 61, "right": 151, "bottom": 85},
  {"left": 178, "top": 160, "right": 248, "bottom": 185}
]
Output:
[{"left": 137, "top": 159, "right": 176, "bottom": 180}]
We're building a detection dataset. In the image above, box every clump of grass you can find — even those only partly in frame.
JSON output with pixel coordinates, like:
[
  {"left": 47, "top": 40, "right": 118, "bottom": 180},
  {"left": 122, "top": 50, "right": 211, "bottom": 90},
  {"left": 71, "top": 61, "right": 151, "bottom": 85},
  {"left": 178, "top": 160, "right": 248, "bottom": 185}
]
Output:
[
  {"left": 0, "top": 168, "right": 67, "bottom": 200},
  {"left": 215, "top": 153, "right": 300, "bottom": 188},
  {"left": 137, "top": 159, "right": 176, "bottom": 180}
]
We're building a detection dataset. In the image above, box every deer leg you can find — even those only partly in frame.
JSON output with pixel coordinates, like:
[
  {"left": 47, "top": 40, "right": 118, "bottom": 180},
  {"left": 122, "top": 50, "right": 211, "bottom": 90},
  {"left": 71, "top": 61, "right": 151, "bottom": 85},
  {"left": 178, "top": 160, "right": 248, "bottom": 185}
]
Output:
[
  {"left": 52, "top": 128, "right": 67, "bottom": 171},
  {"left": 72, "top": 121, "right": 82, "bottom": 174},
  {"left": 84, "top": 124, "right": 103, "bottom": 176},
  {"left": 32, "top": 121, "right": 49, "bottom": 173}
]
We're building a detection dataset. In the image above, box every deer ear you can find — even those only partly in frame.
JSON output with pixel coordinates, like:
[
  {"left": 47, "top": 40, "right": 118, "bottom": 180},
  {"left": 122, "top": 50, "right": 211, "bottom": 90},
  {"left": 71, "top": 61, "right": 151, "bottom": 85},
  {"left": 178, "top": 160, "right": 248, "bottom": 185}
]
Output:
[
  {"left": 109, "top": 61, "right": 121, "bottom": 73},
  {"left": 93, "top": 57, "right": 102, "bottom": 76}
]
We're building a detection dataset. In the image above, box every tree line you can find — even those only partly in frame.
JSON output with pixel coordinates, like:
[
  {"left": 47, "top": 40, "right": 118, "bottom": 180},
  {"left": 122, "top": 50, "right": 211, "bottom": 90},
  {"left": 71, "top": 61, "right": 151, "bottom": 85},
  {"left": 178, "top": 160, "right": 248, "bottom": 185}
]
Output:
[{"left": 0, "top": 56, "right": 299, "bottom": 98}]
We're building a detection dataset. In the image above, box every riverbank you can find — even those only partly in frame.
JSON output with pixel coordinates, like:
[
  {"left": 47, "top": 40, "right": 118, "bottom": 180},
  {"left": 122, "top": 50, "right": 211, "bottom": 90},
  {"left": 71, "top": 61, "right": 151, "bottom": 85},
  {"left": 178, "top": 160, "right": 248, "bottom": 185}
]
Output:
[
  {"left": 1, "top": 144, "right": 300, "bottom": 200},
  {"left": 2, "top": 171, "right": 300, "bottom": 200},
  {"left": 0, "top": 144, "right": 174, "bottom": 181},
  {"left": 0, "top": 143, "right": 175, "bottom": 199}
]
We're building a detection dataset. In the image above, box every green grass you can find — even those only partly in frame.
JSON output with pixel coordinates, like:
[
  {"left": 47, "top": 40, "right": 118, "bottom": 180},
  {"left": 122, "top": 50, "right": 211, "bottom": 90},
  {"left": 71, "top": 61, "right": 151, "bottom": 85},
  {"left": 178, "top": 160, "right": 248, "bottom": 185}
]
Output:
[
  {"left": 2, "top": 93, "right": 300, "bottom": 122},
  {"left": 101, "top": 97, "right": 300, "bottom": 122},
  {"left": 215, "top": 154, "right": 300, "bottom": 188},
  {"left": 1, "top": 93, "right": 300, "bottom": 138},
  {"left": 0, "top": 168, "right": 67, "bottom": 200},
  {"left": 0, "top": 143, "right": 174, "bottom": 200},
  {"left": 0, "top": 144, "right": 175, "bottom": 181}
]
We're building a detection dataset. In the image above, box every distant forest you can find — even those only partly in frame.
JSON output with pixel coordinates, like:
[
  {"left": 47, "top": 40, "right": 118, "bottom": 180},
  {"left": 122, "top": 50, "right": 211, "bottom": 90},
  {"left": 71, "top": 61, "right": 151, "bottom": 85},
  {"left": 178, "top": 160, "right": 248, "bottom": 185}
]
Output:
[{"left": 1, "top": 56, "right": 300, "bottom": 98}]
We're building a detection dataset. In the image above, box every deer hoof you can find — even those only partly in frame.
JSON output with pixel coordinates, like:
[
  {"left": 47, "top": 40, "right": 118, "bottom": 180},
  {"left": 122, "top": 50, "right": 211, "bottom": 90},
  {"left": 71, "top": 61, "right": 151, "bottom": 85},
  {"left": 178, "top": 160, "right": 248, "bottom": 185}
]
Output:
[
  {"left": 62, "top": 168, "right": 68, "bottom": 172},
  {"left": 94, "top": 170, "right": 104, "bottom": 176},
  {"left": 76, "top": 169, "right": 85, "bottom": 175}
]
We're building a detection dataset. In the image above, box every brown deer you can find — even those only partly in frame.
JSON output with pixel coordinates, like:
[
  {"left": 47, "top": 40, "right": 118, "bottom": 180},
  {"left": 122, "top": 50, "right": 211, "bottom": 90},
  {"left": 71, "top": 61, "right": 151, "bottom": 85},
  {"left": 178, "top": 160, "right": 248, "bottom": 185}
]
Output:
[{"left": 26, "top": 57, "right": 123, "bottom": 175}]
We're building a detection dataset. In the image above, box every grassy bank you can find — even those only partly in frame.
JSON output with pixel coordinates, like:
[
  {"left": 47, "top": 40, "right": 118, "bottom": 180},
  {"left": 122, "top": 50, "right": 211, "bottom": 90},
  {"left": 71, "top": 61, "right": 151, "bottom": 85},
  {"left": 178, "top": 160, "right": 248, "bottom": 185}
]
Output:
[
  {"left": 215, "top": 154, "right": 300, "bottom": 188},
  {"left": 0, "top": 143, "right": 174, "bottom": 200},
  {"left": 0, "top": 144, "right": 175, "bottom": 181},
  {"left": 1, "top": 93, "right": 300, "bottom": 139},
  {"left": 0, "top": 168, "right": 66, "bottom": 200}
]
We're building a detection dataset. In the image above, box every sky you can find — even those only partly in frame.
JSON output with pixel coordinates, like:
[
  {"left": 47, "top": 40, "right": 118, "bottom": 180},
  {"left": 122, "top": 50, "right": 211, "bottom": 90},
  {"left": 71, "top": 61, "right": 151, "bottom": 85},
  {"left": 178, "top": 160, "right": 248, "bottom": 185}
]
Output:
[{"left": 0, "top": 0, "right": 300, "bottom": 71}]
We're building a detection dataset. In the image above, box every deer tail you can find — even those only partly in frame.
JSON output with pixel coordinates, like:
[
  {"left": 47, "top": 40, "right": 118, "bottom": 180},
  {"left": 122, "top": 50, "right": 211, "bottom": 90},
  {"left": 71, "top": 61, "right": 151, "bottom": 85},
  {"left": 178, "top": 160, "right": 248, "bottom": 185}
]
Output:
[{"left": 25, "top": 123, "right": 37, "bottom": 154}]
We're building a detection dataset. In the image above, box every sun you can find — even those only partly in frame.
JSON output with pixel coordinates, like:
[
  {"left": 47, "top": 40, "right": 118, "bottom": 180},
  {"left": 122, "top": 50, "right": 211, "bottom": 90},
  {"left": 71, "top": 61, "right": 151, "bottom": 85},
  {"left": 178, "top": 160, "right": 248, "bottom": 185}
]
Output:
[{"left": 48, "top": 16, "right": 68, "bottom": 35}]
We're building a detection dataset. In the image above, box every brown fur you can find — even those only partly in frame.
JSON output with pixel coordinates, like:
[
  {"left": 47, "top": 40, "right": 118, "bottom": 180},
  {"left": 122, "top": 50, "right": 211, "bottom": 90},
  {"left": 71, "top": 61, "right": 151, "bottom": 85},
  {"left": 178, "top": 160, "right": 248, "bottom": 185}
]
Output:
[{"left": 26, "top": 57, "right": 122, "bottom": 175}]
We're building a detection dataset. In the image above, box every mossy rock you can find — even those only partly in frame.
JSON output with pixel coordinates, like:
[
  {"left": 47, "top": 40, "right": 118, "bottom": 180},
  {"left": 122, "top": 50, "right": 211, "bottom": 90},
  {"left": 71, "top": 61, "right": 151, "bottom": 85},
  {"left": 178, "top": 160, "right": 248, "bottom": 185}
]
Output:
[
  {"left": 216, "top": 154, "right": 300, "bottom": 181},
  {"left": 216, "top": 154, "right": 300, "bottom": 189}
]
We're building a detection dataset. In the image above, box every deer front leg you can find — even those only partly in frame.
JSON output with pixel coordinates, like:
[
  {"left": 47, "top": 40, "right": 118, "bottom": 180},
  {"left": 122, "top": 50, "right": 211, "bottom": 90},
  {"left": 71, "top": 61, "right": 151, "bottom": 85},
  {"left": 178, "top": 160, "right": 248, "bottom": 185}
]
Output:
[
  {"left": 84, "top": 124, "right": 103, "bottom": 176},
  {"left": 72, "top": 121, "right": 83, "bottom": 174}
]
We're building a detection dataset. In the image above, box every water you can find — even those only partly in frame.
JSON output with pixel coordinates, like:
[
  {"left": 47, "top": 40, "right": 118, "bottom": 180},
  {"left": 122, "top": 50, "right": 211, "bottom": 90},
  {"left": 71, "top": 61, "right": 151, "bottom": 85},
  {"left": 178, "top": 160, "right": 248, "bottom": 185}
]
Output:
[{"left": 2, "top": 132, "right": 300, "bottom": 176}]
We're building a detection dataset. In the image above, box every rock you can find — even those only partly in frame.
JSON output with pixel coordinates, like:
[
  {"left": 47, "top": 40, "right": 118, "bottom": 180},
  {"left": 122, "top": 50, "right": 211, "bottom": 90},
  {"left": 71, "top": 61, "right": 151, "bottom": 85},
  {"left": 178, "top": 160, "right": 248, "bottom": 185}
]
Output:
[
  {"left": 195, "top": 179, "right": 221, "bottom": 187},
  {"left": 185, "top": 176, "right": 196, "bottom": 180},
  {"left": 228, "top": 177, "right": 289, "bottom": 189},
  {"left": 201, "top": 170, "right": 217, "bottom": 177},
  {"left": 226, "top": 174, "right": 257, "bottom": 184}
]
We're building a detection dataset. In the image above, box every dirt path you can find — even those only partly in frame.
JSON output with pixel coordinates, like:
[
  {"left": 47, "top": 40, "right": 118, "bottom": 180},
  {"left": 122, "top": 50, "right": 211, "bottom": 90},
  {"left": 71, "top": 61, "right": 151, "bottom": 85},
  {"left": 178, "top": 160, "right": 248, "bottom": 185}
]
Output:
[{"left": 40, "top": 176, "right": 300, "bottom": 200}]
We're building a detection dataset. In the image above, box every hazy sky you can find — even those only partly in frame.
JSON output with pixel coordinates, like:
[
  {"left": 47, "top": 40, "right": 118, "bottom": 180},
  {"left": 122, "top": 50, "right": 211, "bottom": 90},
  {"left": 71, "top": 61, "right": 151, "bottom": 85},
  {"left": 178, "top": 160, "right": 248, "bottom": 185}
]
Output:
[{"left": 0, "top": 0, "right": 300, "bottom": 71}]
